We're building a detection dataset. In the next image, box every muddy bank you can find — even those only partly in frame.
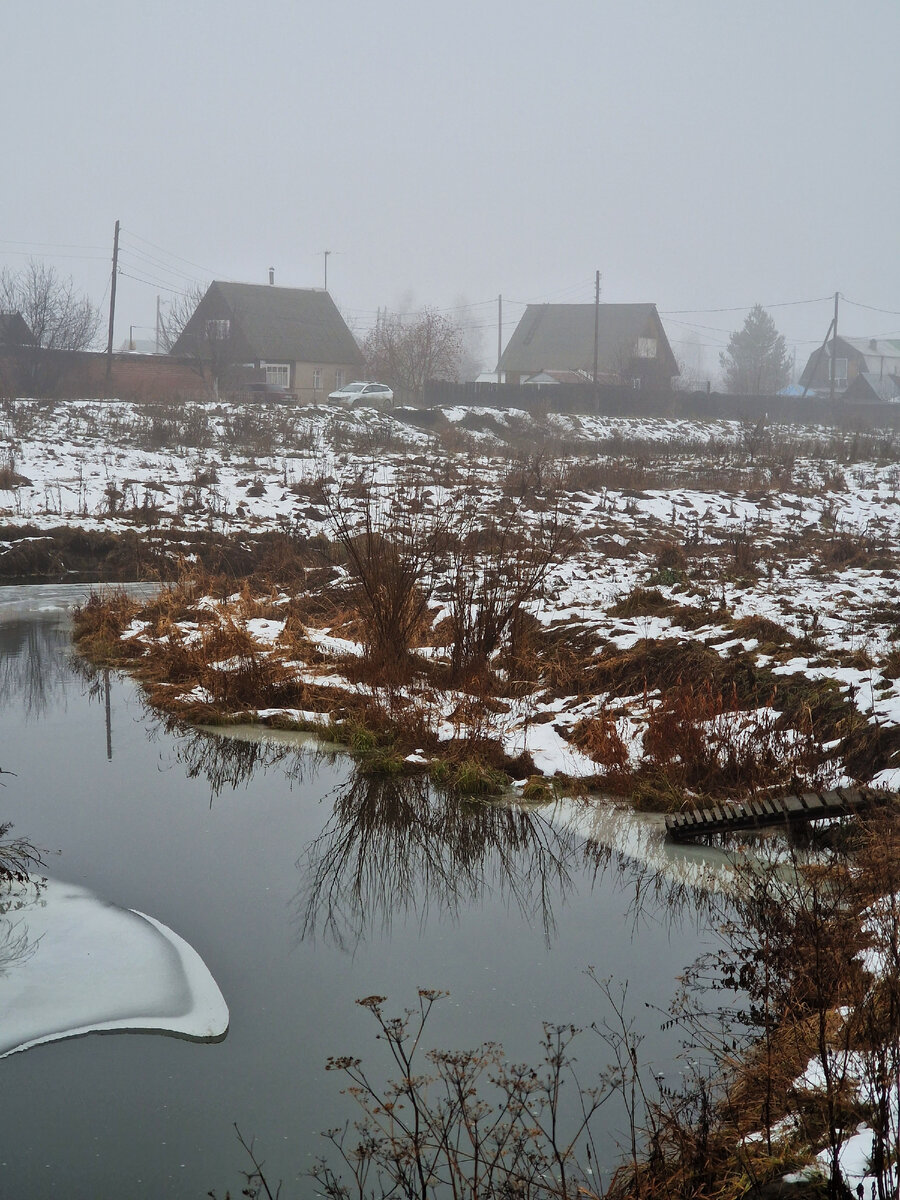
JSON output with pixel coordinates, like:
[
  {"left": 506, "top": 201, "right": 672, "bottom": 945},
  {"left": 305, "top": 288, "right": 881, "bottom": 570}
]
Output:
[{"left": 0, "top": 524, "right": 328, "bottom": 583}]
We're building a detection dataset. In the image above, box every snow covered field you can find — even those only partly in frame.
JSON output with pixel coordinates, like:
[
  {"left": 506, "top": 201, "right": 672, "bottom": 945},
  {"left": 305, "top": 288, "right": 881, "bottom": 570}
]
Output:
[{"left": 8, "top": 396, "right": 900, "bottom": 793}]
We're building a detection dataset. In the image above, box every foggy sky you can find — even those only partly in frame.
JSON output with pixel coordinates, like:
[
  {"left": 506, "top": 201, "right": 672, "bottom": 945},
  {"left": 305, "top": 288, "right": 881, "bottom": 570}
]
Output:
[{"left": 3, "top": 0, "right": 898, "bottom": 378}]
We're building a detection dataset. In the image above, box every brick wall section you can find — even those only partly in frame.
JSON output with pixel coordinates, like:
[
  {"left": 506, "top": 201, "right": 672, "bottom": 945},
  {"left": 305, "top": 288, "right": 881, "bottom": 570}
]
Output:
[{"left": 0, "top": 350, "right": 210, "bottom": 401}]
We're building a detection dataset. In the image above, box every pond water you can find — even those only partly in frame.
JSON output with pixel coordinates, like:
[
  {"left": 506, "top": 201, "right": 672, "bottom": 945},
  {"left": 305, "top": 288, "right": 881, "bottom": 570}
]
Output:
[{"left": 0, "top": 585, "right": 728, "bottom": 1198}]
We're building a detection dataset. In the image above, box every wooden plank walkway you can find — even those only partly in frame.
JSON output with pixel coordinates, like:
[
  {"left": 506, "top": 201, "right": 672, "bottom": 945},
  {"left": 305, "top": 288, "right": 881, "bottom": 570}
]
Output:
[{"left": 664, "top": 786, "right": 894, "bottom": 842}]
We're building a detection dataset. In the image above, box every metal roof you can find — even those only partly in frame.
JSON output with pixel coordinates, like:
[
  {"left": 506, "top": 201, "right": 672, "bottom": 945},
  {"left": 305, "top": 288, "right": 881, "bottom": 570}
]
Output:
[
  {"left": 498, "top": 303, "right": 673, "bottom": 374},
  {"left": 841, "top": 336, "right": 900, "bottom": 368},
  {"left": 179, "top": 282, "right": 363, "bottom": 366}
]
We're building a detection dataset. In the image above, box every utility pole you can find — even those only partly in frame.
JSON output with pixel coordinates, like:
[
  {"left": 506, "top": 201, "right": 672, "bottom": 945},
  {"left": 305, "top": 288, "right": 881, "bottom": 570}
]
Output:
[
  {"left": 323, "top": 249, "right": 330, "bottom": 291},
  {"left": 829, "top": 291, "right": 839, "bottom": 404},
  {"left": 155, "top": 295, "right": 161, "bottom": 354},
  {"left": 497, "top": 294, "right": 502, "bottom": 384},
  {"left": 105, "top": 219, "right": 120, "bottom": 381},
  {"left": 592, "top": 270, "right": 601, "bottom": 387}
]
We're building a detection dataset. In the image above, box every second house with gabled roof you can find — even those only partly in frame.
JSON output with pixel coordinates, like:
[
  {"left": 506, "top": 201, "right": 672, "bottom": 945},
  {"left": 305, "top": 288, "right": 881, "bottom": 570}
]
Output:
[
  {"left": 171, "top": 281, "right": 364, "bottom": 400},
  {"left": 498, "top": 302, "right": 678, "bottom": 390}
]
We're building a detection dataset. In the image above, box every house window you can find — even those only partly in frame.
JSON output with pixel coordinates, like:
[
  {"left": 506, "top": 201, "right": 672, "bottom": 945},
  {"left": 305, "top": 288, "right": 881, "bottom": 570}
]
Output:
[
  {"left": 313, "top": 369, "right": 322, "bottom": 391},
  {"left": 262, "top": 362, "right": 290, "bottom": 388},
  {"left": 636, "top": 337, "right": 657, "bottom": 359},
  {"left": 631, "top": 377, "right": 641, "bottom": 389},
  {"left": 205, "top": 319, "right": 230, "bottom": 340},
  {"left": 829, "top": 357, "right": 848, "bottom": 383},
  {"left": 334, "top": 369, "right": 344, "bottom": 389}
]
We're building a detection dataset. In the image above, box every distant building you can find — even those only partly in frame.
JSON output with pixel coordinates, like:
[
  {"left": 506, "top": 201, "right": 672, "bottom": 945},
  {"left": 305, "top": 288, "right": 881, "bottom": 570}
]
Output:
[
  {"left": 522, "top": 369, "right": 590, "bottom": 386},
  {"left": 843, "top": 372, "right": 900, "bottom": 404},
  {"left": 799, "top": 336, "right": 900, "bottom": 396},
  {"left": 497, "top": 303, "right": 678, "bottom": 389},
  {"left": 0, "top": 312, "right": 34, "bottom": 347},
  {"left": 171, "top": 281, "right": 364, "bottom": 401}
]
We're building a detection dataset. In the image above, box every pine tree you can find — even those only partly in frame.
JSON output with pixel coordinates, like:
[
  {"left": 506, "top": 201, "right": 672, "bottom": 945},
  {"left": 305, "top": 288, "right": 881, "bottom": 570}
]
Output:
[{"left": 720, "top": 304, "right": 791, "bottom": 394}]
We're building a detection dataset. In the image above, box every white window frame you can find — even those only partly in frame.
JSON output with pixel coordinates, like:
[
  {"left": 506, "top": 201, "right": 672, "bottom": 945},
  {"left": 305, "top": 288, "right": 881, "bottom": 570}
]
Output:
[
  {"left": 636, "top": 337, "right": 657, "bottom": 359},
  {"left": 829, "top": 357, "right": 848, "bottom": 383},
  {"left": 206, "top": 318, "right": 231, "bottom": 341},
  {"left": 334, "top": 368, "right": 344, "bottom": 389},
  {"left": 261, "top": 361, "right": 290, "bottom": 388},
  {"left": 313, "top": 368, "right": 322, "bottom": 391}
]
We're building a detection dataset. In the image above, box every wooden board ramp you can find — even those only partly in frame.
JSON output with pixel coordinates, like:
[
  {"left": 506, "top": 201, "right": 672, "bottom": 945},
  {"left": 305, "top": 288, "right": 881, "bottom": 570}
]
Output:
[{"left": 664, "top": 786, "right": 894, "bottom": 842}]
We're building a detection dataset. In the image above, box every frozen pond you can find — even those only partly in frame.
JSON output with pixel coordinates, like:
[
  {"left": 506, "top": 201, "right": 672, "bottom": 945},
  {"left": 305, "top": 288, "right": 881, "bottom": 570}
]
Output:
[{"left": 0, "top": 584, "right": 724, "bottom": 1198}]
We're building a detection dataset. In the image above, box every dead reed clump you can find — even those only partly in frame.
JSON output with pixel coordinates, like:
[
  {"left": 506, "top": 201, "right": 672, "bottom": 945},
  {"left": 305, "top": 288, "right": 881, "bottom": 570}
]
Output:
[
  {"left": 571, "top": 710, "right": 630, "bottom": 778},
  {"left": 0, "top": 465, "right": 32, "bottom": 490},
  {"left": 607, "top": 587, "right": 673, "bottom": 618},
  {"left": 72, "top": 589, "right": 143, "bottom": 661},
  {"left": 729, "top": 614, "right": 799, "bottom": 650}
]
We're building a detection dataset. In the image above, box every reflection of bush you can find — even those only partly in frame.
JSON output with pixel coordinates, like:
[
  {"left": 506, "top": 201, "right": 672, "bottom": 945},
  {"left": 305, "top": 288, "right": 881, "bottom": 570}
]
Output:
[
  {"left": 296, "top": 772, "right": 583, "bottom": 950},
  {"left": 0, "top": 822, "right": 44, "bottom": 891}
]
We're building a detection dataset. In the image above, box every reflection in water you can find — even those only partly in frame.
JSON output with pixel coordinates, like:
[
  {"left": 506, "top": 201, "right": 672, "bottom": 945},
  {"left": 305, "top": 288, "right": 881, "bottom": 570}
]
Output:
[
  {"left": 0, "top": 618, "right": 73, "bottom": 720},
  {"left": 160, "top": 725, "right": 721, "bottom": 953},
  {"left": 164, "top": 724, "right": 320, "bottom": 801},
  {"left": 296, "top": 774, "right": 583, "bottom": 950},
  {"left": 0, "top": 888, "right": 42, "bottom": 978}
]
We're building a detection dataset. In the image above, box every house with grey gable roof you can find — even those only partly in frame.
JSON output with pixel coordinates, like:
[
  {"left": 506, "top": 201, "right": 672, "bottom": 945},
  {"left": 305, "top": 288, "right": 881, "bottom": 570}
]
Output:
[
  {"left": 497, "top": 302, "right": 678, "bottom": 390},
  {"left": 171, "top": 281, "right": 364, "bottom": 400},
  {"left": 799, "top": 335, "right": 900, "bottom": 397}
]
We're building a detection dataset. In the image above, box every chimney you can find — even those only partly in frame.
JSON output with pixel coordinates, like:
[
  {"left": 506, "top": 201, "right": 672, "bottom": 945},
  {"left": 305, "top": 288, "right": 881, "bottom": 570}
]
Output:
[{"left": 268, "top": 267, "right": 275, "bottom": 286}]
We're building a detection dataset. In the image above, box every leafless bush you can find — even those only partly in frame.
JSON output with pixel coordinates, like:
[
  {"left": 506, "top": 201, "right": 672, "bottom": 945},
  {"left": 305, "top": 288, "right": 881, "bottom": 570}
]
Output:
[
  {"left": 323, "top": 477, "right": 451, "bottom": 678},
  {"left": 311, "top": 990, "right": 606, "bottom": 1200},
  {"left": 445, "top": 498, "right": 576, "bottom": 684},
  {"left": 139, "top": 402, "right": 212, "bottom": 450}
]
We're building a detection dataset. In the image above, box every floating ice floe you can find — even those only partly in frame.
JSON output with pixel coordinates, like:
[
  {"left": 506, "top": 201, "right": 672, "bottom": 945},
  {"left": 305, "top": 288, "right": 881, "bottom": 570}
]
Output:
[{"left": 0, "top": 878, "right": 229, "bottom": 1059}]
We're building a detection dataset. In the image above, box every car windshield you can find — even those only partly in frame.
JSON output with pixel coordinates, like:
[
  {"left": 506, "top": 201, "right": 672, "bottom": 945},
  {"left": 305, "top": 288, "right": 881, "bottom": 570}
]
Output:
[{"left": 343, "top": 383, "right": 366, "bottom": 393}]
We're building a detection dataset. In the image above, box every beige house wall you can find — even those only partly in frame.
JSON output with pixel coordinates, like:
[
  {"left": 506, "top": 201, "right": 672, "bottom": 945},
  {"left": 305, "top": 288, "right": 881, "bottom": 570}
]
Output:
[{"left": 291, "top": 360, "right": 361, "bottom": 402}]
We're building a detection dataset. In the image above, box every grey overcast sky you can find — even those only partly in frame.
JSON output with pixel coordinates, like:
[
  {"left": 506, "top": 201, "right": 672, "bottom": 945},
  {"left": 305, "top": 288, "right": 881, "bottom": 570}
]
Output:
[{"left": 3, "top": 0, "right": 898, "bottom": 376}]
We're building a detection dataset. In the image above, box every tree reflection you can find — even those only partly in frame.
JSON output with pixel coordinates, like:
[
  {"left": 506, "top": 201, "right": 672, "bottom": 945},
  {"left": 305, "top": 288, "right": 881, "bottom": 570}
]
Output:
[
  {"left": 297, "top": 775, "right": 578, "bottom": 949},
  {"left": 165, "top": 724, "right": 320, "bottom": 801},
  {"left": 0, "top": 617, "right": 72, "bottom": 720},
  {"left": 136, "top": 711, "right": 718, "bottom": 952},
  {"left": 297, "top": 774, "right": 581, "bottom": 951}
]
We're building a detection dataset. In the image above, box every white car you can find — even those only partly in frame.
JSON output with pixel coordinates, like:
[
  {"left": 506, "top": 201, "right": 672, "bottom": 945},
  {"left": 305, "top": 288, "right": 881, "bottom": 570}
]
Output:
[{"left": 327, "top": 381, "right": 394, "bottom": 408}]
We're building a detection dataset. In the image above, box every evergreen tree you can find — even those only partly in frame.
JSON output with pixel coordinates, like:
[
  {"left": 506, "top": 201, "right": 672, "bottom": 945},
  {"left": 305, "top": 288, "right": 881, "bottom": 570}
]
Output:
[{"left": 719, "top": 304, "right": 791, "bottom": 394}]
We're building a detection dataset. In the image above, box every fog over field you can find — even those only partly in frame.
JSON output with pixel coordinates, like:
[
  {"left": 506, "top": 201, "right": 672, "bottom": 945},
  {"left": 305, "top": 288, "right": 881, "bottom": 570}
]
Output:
[{"left": 4, "top": 0, "right": 899, "bottom": 377}]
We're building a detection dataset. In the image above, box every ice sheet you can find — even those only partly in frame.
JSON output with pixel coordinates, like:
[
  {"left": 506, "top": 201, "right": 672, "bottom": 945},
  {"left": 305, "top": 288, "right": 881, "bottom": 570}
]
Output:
[{"left": 0, "top": 878, "right": 229, "bottom": 1058}]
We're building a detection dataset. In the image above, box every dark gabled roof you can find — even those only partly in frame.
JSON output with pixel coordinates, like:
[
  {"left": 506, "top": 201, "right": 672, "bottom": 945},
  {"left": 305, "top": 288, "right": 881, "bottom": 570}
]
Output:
[
  {"left": 498, "top": 303, "right": 674, "bottom": 374},
  {"left": 0, "top": 311, "right": 33, "bottom": 346},
  {"left": 844, "top": 372, "right": 900, "bottom": 404},
  {"left": 176, "top": 282, "right": 363, "bottom": 365}
]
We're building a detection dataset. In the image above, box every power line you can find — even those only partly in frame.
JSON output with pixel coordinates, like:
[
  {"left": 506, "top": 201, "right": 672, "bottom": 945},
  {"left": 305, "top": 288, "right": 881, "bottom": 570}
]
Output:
[
  {"left": 660, "top": 295, "right": 834, "bottom": 315},
  {"left": 0, "top": 238, "right": 107, "bottom": 252},
  {"left": 117, "top": 239, "right": 207, "bottom": 286},
  {"left": 122, "top": 228, "right": 221, "bottom": 278},
  {"left": 0, "top": 248, "right": 108, "bottom": 262},
  {"left": 840, "top": 297, "right": 900, "bottom": 318},
  {"left": 117, "top": 268, "right": 195, "bottom": 297}
]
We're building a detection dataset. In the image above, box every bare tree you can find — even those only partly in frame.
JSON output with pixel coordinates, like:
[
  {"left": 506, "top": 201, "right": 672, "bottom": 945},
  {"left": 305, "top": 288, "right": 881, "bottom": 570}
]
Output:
[
  {"left": 157, "top": 283, "right": 207, "bottom": 353},
  {"left": 0, "top": 259, "right": 100, "bottom": 394},
  {"left": 363, "top": 307, "right": 463, "bottom": 404}
]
